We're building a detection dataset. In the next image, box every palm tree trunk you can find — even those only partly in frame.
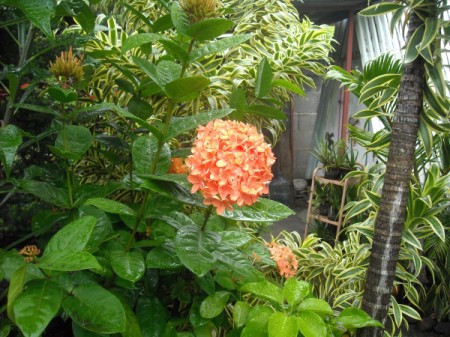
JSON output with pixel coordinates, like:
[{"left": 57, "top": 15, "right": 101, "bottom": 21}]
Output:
[{"left": 357, "top": 11, "right": 426, "bottom": 337}]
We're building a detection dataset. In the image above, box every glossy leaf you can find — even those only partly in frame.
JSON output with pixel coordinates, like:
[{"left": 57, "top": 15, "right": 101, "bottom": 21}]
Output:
[
  {"left": 170, "top": 2, "right": 189, "bottom": 36},
  {"left": 72, "top": 322, "right": 108, "bottom": 337},
  {"left": 359, "top": 2, "right": 404, "bottom": 16},
  {"left": 132, "top": 136, "right": 171, "bottom": 175},
  {"left": 240, "top": 280, "right": 283, "bottom": 306},
  {"left": 52, "top": 125, "right": 92, "bottom": 161},
  {"left": 241, "top": 307, "right": 273, "bottom": 337},
  {"left": 271, "top": 79, "right": 305, "bottom": 96},
  {"left": 245, "top": 105, "right": 286, "bottom": 120},
  {"left": 84, "top": 198, "right": 136, "bottom": 216},
  {"left": 48, "top": 86, "right": 77, "bottom": 103},
  {"left": 297, "top": 311, "right": 327, "bottom": 337},
  {"left": 16, "top": 0, "right": 55, "bottom": 38},
  {"left": 419, "top": 17, "right": 439, "bottom": 50},
  {"left": 13, "top": 279, "right": 63, "bottom": 337},
  {"left": 36, "top": 251, "right": 101, "bottom": 271},
  {"left": 175, "top": 225, "right": 219, "bottom": 276},
  {"left": 166, "top": 109, "right": 233, "bottom": 140},
  {"left": 45, "top": 216, "right": 97, "bottom": 254},
  {"left": 7, "top": 265, "right": 27, "bottom": 322},
  {"left": 157, "top": 60, "right": 182, "bottom": 87},
  {"left": 283, "top": 278, "right": 310, "bottom": 308},
  {"left": 136, "top": 297, "right": 168, "bottom": 337},
  {"left": 219, "top": 231, "right": 252, "bottom": 248},
  {"left": 132, "top": 57, "right": 161, "bottom": 88},
  {"left": 336, "top": 307, "right": 383, "bottom": 330},
  {"left": 190, "top": 34, "right": 251, "bottom": 61},
  {"left": 404, "top": 24, "right": 425, "bottom": 63},
  {"left": 72, "top": 0, "right": 95, "bottom": 33},
  {"left": 110, "top": 251, "right": 145, "bottom": 282},
  {"left": 122, "top": 33, "right": 163, "bottom": 52},
  {"left": 255, "top": 58, "right": 272, "bottom": 98},
  {"left": 116, "top": 295, "right": 144, "bottom": 337},
  {"left": 159, "top": 39, "right": 189, "bottom": 62},
  {"left": 164, "top": 76, "right": 210, "bottom": 102},
  {"left": 298, "top": 298, "right": 333, "bottom": 316},
  {"left": 222, "top": 198, "right": 295, "bottom": 222},
  {"left": 0, "top": 124, "right": 22, "bottom": 178},
  {"left": 268, "top": 312, "right": 297, "bottom": 337},
  {"left": 10, "top": 179, "right": 70, "bottom": 208},
  {"left": 200, "top": 291, "right": 230, "bottom": 319},
  {"left": 146, "top": 246, "right": 182, "bottom": 269},
  {"left": 63, "top": 284, "right": 126, "bottom": 334},
  {"left": 187, "top": 18, "right": 233, "bottom": 41},
  {"left": 233, "top": 301, "right": 251, "bottom": 328}
]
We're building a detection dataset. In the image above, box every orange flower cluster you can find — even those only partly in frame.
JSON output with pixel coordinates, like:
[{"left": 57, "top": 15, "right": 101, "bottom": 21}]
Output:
[
  {"left": 169, "top": 158, "right": 187, "bottom": 174},
  {"left": 18, "top": 245, "right": 41, "bottom": 263},
  {"left": 186, "top": 119, "right": 275, "bottom": 214},
  {"left": 265, "top": 242, "right": 298, "bottom": 279}
]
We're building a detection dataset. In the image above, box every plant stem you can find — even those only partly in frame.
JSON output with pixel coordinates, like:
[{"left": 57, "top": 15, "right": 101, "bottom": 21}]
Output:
[
  {"left": 125, "top": 191, "right": 149, "bottom": 251},
  {"left": 180, "top": 39, "right": 195, "bottom": 78},
  {"left": 201, "top": 206, "right": 214, "bottom": 230}
]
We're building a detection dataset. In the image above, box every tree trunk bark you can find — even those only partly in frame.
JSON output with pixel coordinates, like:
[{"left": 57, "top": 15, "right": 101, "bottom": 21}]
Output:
[{"left": 357, "top": 11, "right": 426, "bottom": 337}]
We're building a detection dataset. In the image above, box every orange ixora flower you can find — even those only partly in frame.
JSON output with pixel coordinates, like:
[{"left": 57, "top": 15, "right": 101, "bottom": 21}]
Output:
[
  {"left": 265, "top": 242, "right": 298, "bottom": 279},
  {"left": 169, "top": 158, "right": 188, "bottom": 174},
  {"left": 185, "top": 119, "right": 275, "bottom": 214},
  {"left": 18, "top": 245, "right": 41, "bottom": 263},
  {"left": 49, "top": 46, "right": 84, "bottom": 85}
]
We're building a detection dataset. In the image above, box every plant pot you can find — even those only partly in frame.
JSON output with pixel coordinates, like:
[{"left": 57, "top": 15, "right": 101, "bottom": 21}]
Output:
[
  {"left": 328, "top": 206, "right": 338, "bottom": 221},
  {"left": 324, "top": 167, "right": 340, "bottom": 179}
]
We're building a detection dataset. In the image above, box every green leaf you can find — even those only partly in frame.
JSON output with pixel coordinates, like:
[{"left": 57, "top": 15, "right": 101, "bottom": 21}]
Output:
[
  {"left": 36, "top": 251, "right": 101, "bottom": 271},
  {"left": 336, "top": 307, "right": 383, "bottom": 330},
  {"left": 187, "top": 18, "right": 233, "bottom": 41},
  {"left": 122, "top": 33, "right": 163, "bottom": 52},
  {"left": 170, "top": 2, "right": 189, "bottom": 36},
  {"left": 84, "top": 198, "right": 136, "bottom": 216},
  {"left": 159, "top": 39, "right": 189, "bottom": 63},
  {"left": 245, "top": 105, "right": 286, "bottom": 120},
  {"left": 199, "top": 291, "right": 230, "bottom": 319},
  {"left": 419, "top": 18, "right": 439, "bottom": 50},
  {"left": 13, "top": 279, "right": 63, "bottom": 337},
  {"left": 7, "top": 265, "right": 27, "bottom": 322},
  {"left": 419, "top": 216, "right": 445, "bottom": 242},
  {"left": 221, "top": 198, "right": 295, "bottom": 222},
  {"left": 72, "top": 0, "right": 95, "bottom": 33},
  {"left": 47, "top": 86, "right": 78, "bottom": 103},
  {"left": 298, "top": 298, "right": 333, "bottom": 316},
  {"left": 283, "top": 278, "right": 310, "bottom": 308},
  {"left": 219, "top": 231, "right": 252, "bottom": 248},
  {"left": 359, "top": 2, "right": 404, "bottom": 16},
  {"left": 45, "top": 216, "right": 96, "bottom": 254},
  {"left": 17, "top": 0, "right": 55, "bottom": 38},
  {"left": 164, "top": 76, "right": 210, "bottom": 102},
  {"left": 0, "top": 124, "right": 22, "bottom": 178},
  {"left": 52, "top": 125, "right": 92, "bottom": 161},
  {"left": 233, "top": 301, "right": 251, "bottom": 328},
  {"left": 175, "top": 226, "right": 219, "bottom": 276},
  {"left": 136, "top": 297, "right": 167, "bottom": 337},
  {"left": 271, "top": 79, "right": 305, "bottom": 96},
  {"left": 72, "top": 322, "right": 108, "bottom": 337},
  {"left": 63, "top": 284, "right": 126, "bottom": 334},
  {"left": 166, "top": 109, "right": 233, "bottom": 140},
  {"left": 255, "top": 58, "right": 272, "bottom": 98},
  {"left": 157, "top": 60, "right": 182, "bottom": 87},
  {"left": 132, "top": 56, "right": 161, "bottom": 88},
  {"left": 241, "top": 306, "right": 273, "bottom": 337},
  {"left": 240, "top": 280, "right": 283, "bottom": 306},
  {"left": 404, "top": 24, "right": 425, "bottom": 63},
  {"left": 110, "top": 251, "right": 145, "bottom": 282},
  {"left": 297, "top": 311, "right": 327, "bottom": 337},
  {"left": 146, "top": 246, "right": 183, "bottom": 269},
  {"left": 116, "top": 295, "right": 144, "bottom": 337},
  {"left": 190, "top": 34, "right": 252, "bottom": 61},
  {"left": 132, "top": 136, "right": 171, "bottom": 175},
  {"left": 268, "top": 312, "right": 298, "bottom": 337},
  {"left": 10, "top": 179, "right": 70, "bottom": 208}
]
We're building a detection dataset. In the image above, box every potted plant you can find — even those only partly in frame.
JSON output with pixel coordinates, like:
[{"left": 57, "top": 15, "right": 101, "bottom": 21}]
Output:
[{"left": 312, "top": 133, "right": 340, "bottom": 179}]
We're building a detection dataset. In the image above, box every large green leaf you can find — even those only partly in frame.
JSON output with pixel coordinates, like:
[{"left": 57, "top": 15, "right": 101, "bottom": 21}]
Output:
[
  {"left": 233, "top": 301, "right": 251, "bottom": 328},
  {"left": 72, "top": 322, "right": 108, "bottom": 337},
  {"left": 170, "top": 2, "right": 189, "bottom": 36},
  {"left": 122, "top": 33, "right": 163, "bottom": 52},
  {"left": 72, "top": 0, "right": 95, "bottom": 33},
  {"left": 199, "top": 291, "right": 230, "bottom": 319},
  {"left": 36, "top": 251, "right": 101, "bottom": 271},
  {"left": 419, "top": 17, "right": 439, "bottom": 51},
  {"left": 0, "top": 124, "right": 22, "bottom": 178},
  {"left": 17, "top": 0, "right": 55, "bottom": 38},
  {"left": 136, "top": 297, "right": 168, "bottom": 337},
  {"left": 297, "top": 311, "right": 327, "bottom": 337},
  {"left": 10, "top": 179, "right": 70, "bottom": 208},
  {"left": 404, "top": 24, "right": 425, "bottom": 63},
  {"left": 116, "top": 295, "right": 144, "bottom": 337},
  {"left": 146, "top": 245, "right": 182, "bottom": 269},
  {"left": 187, "top": 18, "right": 233, "bottom": 41},
  {"left": 84, "top": 198, "right": 136, "bottom": 217},
  {"left": 245, "top": 105, "right": 286, "bottom": 120},
  {"left": 157, "top": 60, "right": 182, "bottom": 87},
  {"left": 255, "top": 58, "right": 272, "bottom": 98},
  {"left": 282, "top": 278, "right": 310, "bottom": 308},
  {"left": 358, "top": 2, "right": 404, "bottom": 16},
  {"left": 336, "top": 307, "right": 383, "bottom": 330},
  {"left": 190, "top": 34, "right": 252, "bottom": 61},
  {"left": 166, "top": 109, "right": 233, "bottom": 140},
  {"left": 298, "top": 298, "right": 333, "bottom": 316},
  {"left": 268, "top": 312, "right": 298, "bottom": 337},
  {"left": 164, "top": 76, "right": 210, "bottom": 102},
  {"left": 51, "top": 125, "right": 92, "bottom": 161},
  {"left": 110, "top": 251, "right": 145, "bottom": 282},
  {"left": 63, "top": 284, "right": 126, "bottom": 334},
  {"left": 221, "top": 198, "right": 295, "bottom": 222},
  {"left": 159, "top": 39, "right": 189, "bottom": 63},
  {"left": 175, "top": 225, "right": 219, "bottom": 276},
  {"left": 240, "top": 280, "right": 283, "bottom": 306},
  {"left": 219, "top": 231, "right": 252, "bottom": 248},
  {"left": 44, "top": 216, "right": 97, "bottom": 254},
  {"left": 13, "top": 279, "right": 63, "bottom": 337},
  {"left": 7, "top": 265, "right": 27, "bottom": 322},
  {"left": 132, "top": 136, "right": 171, "bottom": 175},
  {"left": 271, "top": 79, "right": 305, "bottom": 96},
  {"left": 241, "top": 306, "right": 273, "bottom": 337}
]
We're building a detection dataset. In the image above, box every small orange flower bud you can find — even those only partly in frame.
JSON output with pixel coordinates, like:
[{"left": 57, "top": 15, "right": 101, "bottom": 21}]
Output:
[
  {"left": 169, "top": 158, "right": 188, "bottom": 174},
  {"left": 49, "top": 47, "right": 84, "bottom": 85},
  {"left": 265, "top": 242, "right": 298, "bottom": 279},
  {"left": 18, "top": 245, "right": 41, "bottom": 263}
]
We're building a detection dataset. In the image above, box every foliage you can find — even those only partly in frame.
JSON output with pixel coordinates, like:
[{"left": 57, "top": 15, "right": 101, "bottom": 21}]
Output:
[{"left": 0, "top": 1, "right": 343, "bottom": 337}]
